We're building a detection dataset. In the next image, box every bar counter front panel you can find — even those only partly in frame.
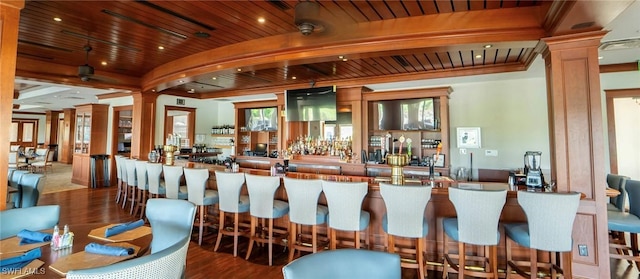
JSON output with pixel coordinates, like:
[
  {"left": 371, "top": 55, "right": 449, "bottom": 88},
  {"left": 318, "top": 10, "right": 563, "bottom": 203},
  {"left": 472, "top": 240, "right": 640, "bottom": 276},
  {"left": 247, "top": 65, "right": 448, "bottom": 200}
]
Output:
[{"left": 175, "top": 159, "right": 537, "bottom": 269}]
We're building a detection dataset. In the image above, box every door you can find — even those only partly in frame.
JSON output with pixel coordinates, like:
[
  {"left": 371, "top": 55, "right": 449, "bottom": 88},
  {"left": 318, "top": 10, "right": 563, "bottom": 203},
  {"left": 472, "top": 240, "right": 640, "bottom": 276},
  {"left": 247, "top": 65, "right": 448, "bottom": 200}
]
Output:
[{"left": 10, "top": 119, "right": 38, "bottom": 149}]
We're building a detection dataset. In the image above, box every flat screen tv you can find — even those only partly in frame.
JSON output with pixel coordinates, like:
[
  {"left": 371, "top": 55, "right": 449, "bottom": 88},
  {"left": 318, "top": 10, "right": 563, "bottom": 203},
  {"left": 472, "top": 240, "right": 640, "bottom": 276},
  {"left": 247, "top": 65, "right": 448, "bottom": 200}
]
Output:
[
  {"left": 377, "top": 98, "right": 435, "bottom": 130},
  {"left": 285, "top": 85, "right": 337, "bottom": 121},
  {"left": 245, "top": 107, "right": 277, "bottom": 131},
  {"left": 254, "top": 143, "right": 268, "bottom": 156}
]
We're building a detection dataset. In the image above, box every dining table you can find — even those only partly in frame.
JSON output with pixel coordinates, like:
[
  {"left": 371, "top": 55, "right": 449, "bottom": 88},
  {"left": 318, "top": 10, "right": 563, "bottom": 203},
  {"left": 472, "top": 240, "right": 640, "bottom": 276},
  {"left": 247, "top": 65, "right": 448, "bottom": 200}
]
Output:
[{"left": 0, "top": 223, "right": 151, "bottom": 279}]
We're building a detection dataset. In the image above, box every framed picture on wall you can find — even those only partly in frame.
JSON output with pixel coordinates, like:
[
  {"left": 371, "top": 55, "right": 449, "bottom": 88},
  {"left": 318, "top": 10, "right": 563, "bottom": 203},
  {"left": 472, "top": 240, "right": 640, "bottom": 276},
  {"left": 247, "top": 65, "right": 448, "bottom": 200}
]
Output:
[
  {"left": 433, "top": 154, "right": 445, "bottom": 167},
  {"left": 457, "top": 127, "right": 481, "bottom": 148}
]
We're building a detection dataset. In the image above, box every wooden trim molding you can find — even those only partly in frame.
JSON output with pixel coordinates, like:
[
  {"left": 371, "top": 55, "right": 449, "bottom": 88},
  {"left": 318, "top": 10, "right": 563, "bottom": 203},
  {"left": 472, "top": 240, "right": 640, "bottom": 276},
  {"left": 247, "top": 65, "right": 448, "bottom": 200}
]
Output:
[
  {"left": 600, "top": 62, "right": 639, "bottom": 73},
  {"left": 604, "top": 88, "right": 640, "bottom": 173}
]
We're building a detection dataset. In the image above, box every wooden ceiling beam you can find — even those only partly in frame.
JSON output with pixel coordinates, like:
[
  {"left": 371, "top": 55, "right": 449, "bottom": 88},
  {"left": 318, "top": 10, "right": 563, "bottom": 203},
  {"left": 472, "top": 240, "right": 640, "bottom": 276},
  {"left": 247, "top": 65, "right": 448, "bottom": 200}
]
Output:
[{"left": 143, "top": 6, "right": 546, "bottom": 92}]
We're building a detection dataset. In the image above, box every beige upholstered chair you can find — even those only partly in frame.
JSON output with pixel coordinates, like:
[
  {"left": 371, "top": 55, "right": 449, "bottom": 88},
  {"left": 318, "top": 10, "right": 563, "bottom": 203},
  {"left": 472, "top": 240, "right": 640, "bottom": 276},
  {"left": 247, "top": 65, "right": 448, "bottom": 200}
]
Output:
[
  {"left": 184, "top": 168, "right": 219, "bottom": 245},
  {"left": 31, "top": 149, "right": 53, "bottom": 173},
  {"left": 213, "top": 171, "right": 250, "bottom": 257},
  {"left": 442, "top": 187, "right": 507, "bottom": 278},
  {"left": 8, "top": 151, "right": 28, "bottom": 170},
  {"left": 163, "top": 165, "right": 187, "bottom": 200},
  {"left": 321, "top": 180, "right": 370, "bottom": 250},
  {"left": 283, "top": 177, "right": 328, "bottom": 261},
  {"left": 244, "top": 173, "right": 289, "bottom": 266},
  {"left": 379, "top": 183, "right": 432, "bottom": 279}
]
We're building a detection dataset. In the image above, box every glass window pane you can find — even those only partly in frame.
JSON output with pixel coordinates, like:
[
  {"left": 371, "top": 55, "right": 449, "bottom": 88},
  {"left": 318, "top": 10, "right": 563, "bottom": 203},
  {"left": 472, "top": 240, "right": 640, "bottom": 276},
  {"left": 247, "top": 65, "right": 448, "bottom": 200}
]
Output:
[
  {"left": 22, "top": 123, "right": 34, "bottom": 142},
  {"left": 9, "top": 122, "right": 18, "bottom": 142}
]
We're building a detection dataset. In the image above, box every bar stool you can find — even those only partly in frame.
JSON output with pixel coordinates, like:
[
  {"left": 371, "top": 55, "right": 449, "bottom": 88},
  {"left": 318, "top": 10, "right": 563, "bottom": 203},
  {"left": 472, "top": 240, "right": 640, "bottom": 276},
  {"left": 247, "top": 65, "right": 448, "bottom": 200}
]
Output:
[
  {"left": 113, "top": 155, "right": 123, "bottom": 204},
  {"left": 184, "top": 168, "right": 219, "bottom": 245},
  {"left": 504, "top": 190, "right": 581, "bottom": 278},
  {"left": 607, "top": 174, "right": 629, "bottom": 212},
  {"left": 147, "top": 163, "right": 166, "bottom": 198},
  {"left": 124, "top": 159, "right": 138, "bottom": 215},
  {"left": 213, "top": 171, "right": 250, "bottom": 257},
  {"left": 134, "top": 160, "right": 150, "bottom": 219},
  {"left": 442, "top": 187, "right": 507, "bottom": 279},
  {"left": 283, "top": 177, "right": 328, "bottom": 261},
  {"left": 321, "top": 180, "right": 370, "bottom": 250},
  {"left": 608, "top": 179, "right": 640, "bottom": 266},
  {"left": 379, "top": 182, "right": 432, "bottom": 279},
  {"left": 119, "top": 156, "right": 129, "bottom": 208},
  {"left": 244, "top": 173, "right": 289, "bottom": 266},
  {"left": 163, "top": 165, "right": 188, "bottom": 200}
]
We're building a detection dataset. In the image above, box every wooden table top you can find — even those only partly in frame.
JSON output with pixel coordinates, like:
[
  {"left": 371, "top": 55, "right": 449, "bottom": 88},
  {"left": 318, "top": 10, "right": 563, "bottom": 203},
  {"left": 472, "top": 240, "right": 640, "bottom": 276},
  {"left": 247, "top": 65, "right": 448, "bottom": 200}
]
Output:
[
  {"left": 606, "top": 187, "right": 621, "bottom": 198},
  {"left": 4, "top": 223, "right": 151, "bottom": 279}
]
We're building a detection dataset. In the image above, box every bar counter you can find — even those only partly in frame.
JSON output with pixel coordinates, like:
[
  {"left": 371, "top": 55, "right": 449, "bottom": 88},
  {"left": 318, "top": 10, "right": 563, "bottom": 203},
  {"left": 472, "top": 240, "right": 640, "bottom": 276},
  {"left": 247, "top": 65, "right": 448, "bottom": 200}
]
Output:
[{"left": 175, "top": 159, "right": 537, "bottom": 269}]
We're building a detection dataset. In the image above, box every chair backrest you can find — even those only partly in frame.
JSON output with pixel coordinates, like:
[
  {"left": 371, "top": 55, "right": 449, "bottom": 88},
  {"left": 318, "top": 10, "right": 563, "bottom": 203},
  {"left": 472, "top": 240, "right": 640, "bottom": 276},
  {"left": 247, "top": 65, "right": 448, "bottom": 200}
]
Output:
[
  {"left": 282, "top": 248, "right": 401, "bottom": 279},
  {"left": 66, "top": 236, "right": 190, "bottom": 279},
  {"left": 19, "top": 173, "right": 45, "bottom": 208},
  {"left": 321, "top": 180, "right": 368, "bottom": 231},
  {"left": 245, "top": 173, "right": 281, "bottom": 218},
  {"left": 8, "top": 168, "right": 15, "bottom": 184},
  {"left": 10, "top": 145, "right": 21, "bottom": 152},
  {"left": 380, "top": 183, "right": 432, "bottom": 238},
  {"left": 124, "top": 159, "right": 137, "bottom": 186},
  {"left": 46, "top": 149, "right": 55, "bottom": 162},
  {"left": 8, "top": 151, "right": 19, "bottom": 164},
  {"left": 184, "top": 168, "right": 210, "bottom": 205},
  {"left": 607, "top": 173, "right": 630, "bottom": 211},
  {"left": 284, "top": 177, "right": 323, "bottom": 225},
  {"left": 214, "top": 171, "right": 246, "bottom": 213},
  {"left": 625, "top": 180, "right": 640, "bottom": 218},
  {"left": 517, "top": 191, "right": 580, "bottom": 252},
  {"left": 35, "top": 148, "right": 48, "bottom": 157},
  {"left": 118, "top": 156, "right": 128, "bottom": 183},
  {"left": 146, "top": 163, "right": 163, "bottom": 195},
  {"left": 448, "top": 187, "right": 507, "bottom": 245},
  {"left": 9, "top": 170, "right": 29, "bottom": 188},
  {"left": 134, "top": 160, "right": 148, "bottom": 190},
  {"left": 0, "top": 205, "right": 60, "bottom": 239},
  {"left": 163, "top": 165, "right": 184, "bottom": 199},
  {"left": 113, "top": 155, "right": 122, "bottom": 180},
  {"left": 145, "top": 198, "right": 196, "bottom": 253}
]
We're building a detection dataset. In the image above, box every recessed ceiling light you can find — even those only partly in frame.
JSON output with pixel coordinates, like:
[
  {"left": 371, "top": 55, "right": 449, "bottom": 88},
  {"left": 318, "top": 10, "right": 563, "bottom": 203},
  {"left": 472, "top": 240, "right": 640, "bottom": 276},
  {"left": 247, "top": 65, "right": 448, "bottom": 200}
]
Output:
[
  {"left": 211, "top": 77, "right": 217, "bottom": 80},
  {"left": 101, "top": 61, "right": 107, "bottom": 66},
  {"left": 151, "top": 89, "right": 156, "bottom": 92},
  {"left": 179, "top": 80, "right": 184, "bottom": 83},
  {"left": 598, "top": 56, "right": 603, "bottom": 60},
  {"left": 475, "top": 54, "right": 482, "bottom": 59},
  {"left": 258, "top": 17, "right": 265, "bottom": 23},
  {"left": 158, "top": 46, "right": 165, "bottom": 50},
  {"left": 53, "top": 17, "right": 62, "bottom": 22},
  {"left": 484, "top": 44, "right": 492, "bottom": 49},
  {"left": 342, "top": 58, "right": 348, "bottom": 62},
  {"left": 338, "top": 55, "right": 344, "bottom": 59},
  {"left": 292, "top": 76, "right": 297, "bottom": 80},
  {"left": 237, "top": 68, "right": 242, "bottom": 72}
]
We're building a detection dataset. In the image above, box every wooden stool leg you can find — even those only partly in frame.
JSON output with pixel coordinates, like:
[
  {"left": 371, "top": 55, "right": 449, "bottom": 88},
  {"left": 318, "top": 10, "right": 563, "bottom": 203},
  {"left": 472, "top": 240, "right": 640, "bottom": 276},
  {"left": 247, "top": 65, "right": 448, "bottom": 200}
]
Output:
[
  {"left": 268, "top": 218, "right": 273, "bottom": 266},
  {"left": 530, "top": 248, "right": 538, "bottom": 279},
  {"left": 233, "top": 213, "right": 240, "bottom": 257},
  {"left": 418, "top": 237, "right": 425, "bottom": 279},
  {"left": 288, "top": 222, "right": 296, "bottom": 262},
  {"left": 214, "top": 211, "right": 224, "bottom": 252},
  {"left": 355, "top": 230, "right": 361, "bottom": 249},
  {"left": 245, "top": 217, "right": 256, "bottom": 260},
  {"left": 311, "top": 224, "right": 318, "bottom": 253},
  {"left": 198, "top": 205, "right": 205, "bottom": 245},
  {"left": 459, "top": 242, "right": 465, "bottom": 278},
  {"left": 330, "top": 228, "right": 337, "bottom": 250}
]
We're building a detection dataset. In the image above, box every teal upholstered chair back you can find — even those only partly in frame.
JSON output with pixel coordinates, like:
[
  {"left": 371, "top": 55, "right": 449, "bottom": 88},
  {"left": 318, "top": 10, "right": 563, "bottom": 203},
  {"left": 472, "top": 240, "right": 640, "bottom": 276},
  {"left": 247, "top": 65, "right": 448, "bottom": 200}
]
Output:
[
  {"left": 625, "top": 180, "right": 640, "bottom": 218},
  {"left": 282, "top": 249, "right": 401, "bottom": 279},
  {"left": 145, "top": 198, "right": 196, "bottom": 253},
  {"left": 66, "top": 236, "right": 190, "bottom": 279},
  {"left": 518, "top": 191, "right": 581, "bottom": 252},
  {"left": 607, "top": 173, "right": 630, "bottom": 211},
  {"left": 0, "top": 205, "right": 60, "bottom": 239},
  {"left": 19, "top": 173, "right": 45, "bottom": 208}
]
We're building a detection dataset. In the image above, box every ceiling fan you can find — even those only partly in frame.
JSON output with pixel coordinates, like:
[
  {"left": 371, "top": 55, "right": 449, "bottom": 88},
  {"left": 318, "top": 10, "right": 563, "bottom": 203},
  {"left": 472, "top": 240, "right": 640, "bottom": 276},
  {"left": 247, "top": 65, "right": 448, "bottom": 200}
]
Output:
[{"left": 78, "top": 44, "right": 95, "bottom": 82}]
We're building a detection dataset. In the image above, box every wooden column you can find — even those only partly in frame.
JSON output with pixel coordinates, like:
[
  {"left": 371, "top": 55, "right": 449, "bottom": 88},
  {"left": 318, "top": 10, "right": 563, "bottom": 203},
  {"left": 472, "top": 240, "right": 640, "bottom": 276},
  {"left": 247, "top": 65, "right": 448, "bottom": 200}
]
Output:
[
  {"left": 0, "top": 0, "right": 24, "bottom": 210},
  {"left": 131, "top": 92, "right": 158, "bottom": 160},
  {"left": 542, "top": 31, "right": 609, "bottom": 278},
  {"left": 45, "top": 110, "right": 60, "bottom": 145},
  {"left": 59, "top": 108, "right": 76, "bottom": 164}
]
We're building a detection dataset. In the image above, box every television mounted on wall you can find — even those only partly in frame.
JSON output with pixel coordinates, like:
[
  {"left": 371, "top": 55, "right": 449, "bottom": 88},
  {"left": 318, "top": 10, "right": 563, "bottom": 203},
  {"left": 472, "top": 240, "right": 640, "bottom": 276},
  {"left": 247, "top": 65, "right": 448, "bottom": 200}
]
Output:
[{"left": 285, "top": 85, "right": 337, "bottom": 121}]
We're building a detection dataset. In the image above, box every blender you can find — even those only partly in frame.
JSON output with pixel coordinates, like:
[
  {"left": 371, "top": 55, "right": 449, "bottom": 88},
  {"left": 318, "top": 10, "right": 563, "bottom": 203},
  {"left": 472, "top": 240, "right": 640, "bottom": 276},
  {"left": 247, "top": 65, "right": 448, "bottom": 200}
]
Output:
[{"left": 524, "top": 151, "right": 544, "bottom": 187}]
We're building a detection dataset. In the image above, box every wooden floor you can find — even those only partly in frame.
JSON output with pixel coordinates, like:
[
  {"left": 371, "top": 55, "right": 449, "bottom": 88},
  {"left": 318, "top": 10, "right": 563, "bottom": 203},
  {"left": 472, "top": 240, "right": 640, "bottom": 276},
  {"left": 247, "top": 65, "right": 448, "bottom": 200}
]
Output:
[{"left": 38, "top": 186, "right": 639, "bottom": 279}]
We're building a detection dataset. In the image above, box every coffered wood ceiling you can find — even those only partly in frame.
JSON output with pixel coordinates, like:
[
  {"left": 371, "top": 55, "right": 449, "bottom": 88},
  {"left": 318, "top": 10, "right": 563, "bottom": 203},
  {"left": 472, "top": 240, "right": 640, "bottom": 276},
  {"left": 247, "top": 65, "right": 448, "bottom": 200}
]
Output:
[{"left": 13, "top": 0, "right": 635, "bottom": 99}]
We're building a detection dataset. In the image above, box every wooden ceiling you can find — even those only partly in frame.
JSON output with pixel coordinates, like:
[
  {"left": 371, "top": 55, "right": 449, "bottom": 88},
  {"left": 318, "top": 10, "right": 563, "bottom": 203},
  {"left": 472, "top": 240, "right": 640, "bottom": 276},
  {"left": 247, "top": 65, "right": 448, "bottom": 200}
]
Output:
[{"left": 13, "top": 0, "right": 633, "bottom": 98}]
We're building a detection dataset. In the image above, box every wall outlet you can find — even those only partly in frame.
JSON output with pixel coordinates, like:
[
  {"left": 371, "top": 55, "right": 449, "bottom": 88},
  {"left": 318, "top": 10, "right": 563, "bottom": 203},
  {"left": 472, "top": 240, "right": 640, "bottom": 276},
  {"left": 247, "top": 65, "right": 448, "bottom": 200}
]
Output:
[
  {"left": 485, "top": 150, "right": 498, "bottom": 156},
  {"left": 578, "top": 244, "right": 588, "bottom": 256},
  {"left": 459, "top": 148, "right": 467, "bottom": 155}
]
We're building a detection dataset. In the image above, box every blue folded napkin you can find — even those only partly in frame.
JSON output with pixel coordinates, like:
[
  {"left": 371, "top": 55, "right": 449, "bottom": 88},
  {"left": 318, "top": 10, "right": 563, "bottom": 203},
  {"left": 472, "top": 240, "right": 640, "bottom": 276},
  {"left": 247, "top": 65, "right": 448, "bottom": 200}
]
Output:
[
  {"left": 17, "top": 229, "right": 52, "bottom": 245},
  {"left": 84, "top": 243, "right": 134, "bottom": 256},
  {"left": 104, "top": 219, "right": 144, "bottom": 237},
  {"left": 0, "top": 248, "right": 41, "bottom": 272}
]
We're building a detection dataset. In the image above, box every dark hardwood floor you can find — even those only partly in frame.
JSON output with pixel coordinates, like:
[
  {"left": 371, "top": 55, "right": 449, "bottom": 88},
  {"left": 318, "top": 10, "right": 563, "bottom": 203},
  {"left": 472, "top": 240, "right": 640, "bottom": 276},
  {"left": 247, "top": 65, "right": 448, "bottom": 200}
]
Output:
[{"left": 38, "top": 187, "right": 639, "bottom": 278}]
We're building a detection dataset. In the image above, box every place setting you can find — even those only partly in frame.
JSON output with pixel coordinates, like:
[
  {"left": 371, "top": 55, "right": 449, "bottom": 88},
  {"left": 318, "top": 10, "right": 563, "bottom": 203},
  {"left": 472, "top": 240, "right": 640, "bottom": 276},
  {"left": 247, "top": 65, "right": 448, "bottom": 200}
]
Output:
[{"left": 0, "top": 229, "right": 52, "bottom": 278}]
